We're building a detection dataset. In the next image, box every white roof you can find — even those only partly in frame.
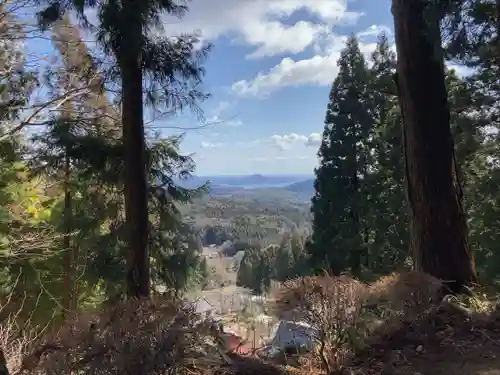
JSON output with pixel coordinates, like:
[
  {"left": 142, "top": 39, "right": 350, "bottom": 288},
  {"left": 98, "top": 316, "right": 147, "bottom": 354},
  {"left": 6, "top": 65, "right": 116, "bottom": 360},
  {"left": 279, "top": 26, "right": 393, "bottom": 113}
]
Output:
[
  {"left": 189, "top": 297, "right": 216, "bottom": 314},
  {"left": 269, "top": 320, "right": 318, "bottom": 347}
]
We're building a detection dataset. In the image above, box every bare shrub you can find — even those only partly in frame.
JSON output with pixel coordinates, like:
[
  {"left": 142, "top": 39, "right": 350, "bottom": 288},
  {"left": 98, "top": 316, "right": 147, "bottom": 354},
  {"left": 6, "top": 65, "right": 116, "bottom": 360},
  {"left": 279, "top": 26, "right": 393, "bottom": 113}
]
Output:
[
  {"left": 275, "top": 275, "right": 369, "bottom": 374},
  {"left": 21, "top": 296, "right": 228, "bottom": 375},
  {"left": 0, "top": 286, "right": 47, "bottom": 375},
  {"left": 0, "top": 314, "right": 40, "bottom": 375}
]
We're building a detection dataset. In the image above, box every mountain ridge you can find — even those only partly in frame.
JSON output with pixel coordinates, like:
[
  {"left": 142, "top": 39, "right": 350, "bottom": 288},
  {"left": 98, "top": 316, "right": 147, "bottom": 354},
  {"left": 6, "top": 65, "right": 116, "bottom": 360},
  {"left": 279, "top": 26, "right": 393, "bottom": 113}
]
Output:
[
  {"left": 174, "top": 174, "right": 315, "bottom": 201},
  {"left": 175, "top": 174, "right": 313, "bottom": 189}
]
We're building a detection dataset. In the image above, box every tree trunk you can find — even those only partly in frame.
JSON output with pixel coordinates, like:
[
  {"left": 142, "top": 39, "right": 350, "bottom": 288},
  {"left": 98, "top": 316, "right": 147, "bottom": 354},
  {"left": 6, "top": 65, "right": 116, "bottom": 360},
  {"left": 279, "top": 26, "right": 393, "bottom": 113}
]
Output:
[
  {"left": 392, "top": 0, "right": 477, "bottom": 292},
  {"left": 62, "top": 150, "right": 74, "bottom": 319},
  {"left": 496, "top": 0, "right": 500, "bottom": 70},
  {"left": 349, "top": 171, "right": 361, "bottom": 277},
  {"left": 119, "top": 0, "right": 150, "bottom": 298},
  {"left": 0, "top": 349, "right": 8, "bottom": 375}
]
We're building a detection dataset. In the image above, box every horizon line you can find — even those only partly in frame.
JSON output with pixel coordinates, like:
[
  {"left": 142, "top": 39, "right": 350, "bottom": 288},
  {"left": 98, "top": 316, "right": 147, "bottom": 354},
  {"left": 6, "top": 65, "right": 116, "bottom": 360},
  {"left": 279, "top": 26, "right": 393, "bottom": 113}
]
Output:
[{"left": 193, "top": 173, "right": 314, "bottom": 177}]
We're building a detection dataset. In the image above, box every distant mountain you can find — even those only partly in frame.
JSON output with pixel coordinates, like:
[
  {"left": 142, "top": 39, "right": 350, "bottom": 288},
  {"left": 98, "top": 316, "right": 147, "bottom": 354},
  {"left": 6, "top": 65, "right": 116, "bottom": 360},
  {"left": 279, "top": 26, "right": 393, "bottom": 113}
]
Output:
[
  {"left": 174, "top": 174, "right": 313, "bottom": 189},
  {"left": 205, "top": 178, "right": 315, "bottom": 202},
  {"left": 200, "top": 174, "right": 311, "bottom": 188},
  {"left": 171, "top": 174, "right": 315, "bottom": 203},
  {"left": 282, "top": 179, "right": 315, "bottom": 197}
]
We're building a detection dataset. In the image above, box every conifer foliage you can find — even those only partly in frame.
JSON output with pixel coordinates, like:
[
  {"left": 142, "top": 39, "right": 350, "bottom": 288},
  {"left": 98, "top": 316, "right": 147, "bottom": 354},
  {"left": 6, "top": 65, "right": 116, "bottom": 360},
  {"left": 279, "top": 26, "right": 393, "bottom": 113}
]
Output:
[
  {"left": 37, "top": 0, "right": 210, "bottom": 297},
  {"left": 309, "top": 35, "right": 374, "bottom": 276}
]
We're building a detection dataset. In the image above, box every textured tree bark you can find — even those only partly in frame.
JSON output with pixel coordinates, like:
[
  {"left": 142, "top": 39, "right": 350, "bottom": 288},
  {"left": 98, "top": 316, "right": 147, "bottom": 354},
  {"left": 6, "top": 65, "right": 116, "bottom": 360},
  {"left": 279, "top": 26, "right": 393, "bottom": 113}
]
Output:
[
  {"left": 62, "top": 150, "right": 74, "bottom": 319},
  {"left": 0, "top": 349, "right": 8, "bottom": 375},
  {"left": 60, "top": 80, "right": 76, "bottom": 318},
  {"left": 349, "top": 171, "right": 362, "bottom": 277},
  {"left": 119, "top": 0, "right": 150, "bottom": 298},
  {"left": 392, "top": 0, "right": 477, "bottom": 292},
  {"left": 496, "top": 0, "right": 500, "bottom": 70}
]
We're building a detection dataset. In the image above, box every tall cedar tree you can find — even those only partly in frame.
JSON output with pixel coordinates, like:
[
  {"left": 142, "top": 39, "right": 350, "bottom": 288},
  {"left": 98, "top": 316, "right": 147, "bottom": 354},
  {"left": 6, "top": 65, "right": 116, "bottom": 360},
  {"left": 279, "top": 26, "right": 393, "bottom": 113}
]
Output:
[
  {"left": 309, "top": 35, "right": 373, "bottom": 276},
  {"left": 38, "top": 0, "right": 209, "bottom": 297},
  {"left": 51, "top": 14, "right": 121, "bottom": 139},
  {"left": 442, "top": 0, "right": 500, "bottom": 279},
  {"left": 113, "top": 0, "right": 150, "bottom": 298},
  {"left": 392, "top": 0, "right": 477, "bottom": 291},
  {"left": 367, "top": 33, "right": 409, "bottom": 272}
]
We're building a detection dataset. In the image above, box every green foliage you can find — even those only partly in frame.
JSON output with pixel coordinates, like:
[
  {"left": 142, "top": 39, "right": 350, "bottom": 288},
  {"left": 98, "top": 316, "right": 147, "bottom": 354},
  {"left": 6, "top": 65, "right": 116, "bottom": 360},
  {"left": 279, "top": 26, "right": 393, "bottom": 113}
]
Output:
[
  {"left": 0, "top": 0, "right": 499, "bottom": 341},
  {"left": 38, "top": 0, "right": 210, "bottom": 116},
  {"left": 0, "top": 0, "right": 212, "bottom": 324},
  {"left": 0, "top": 7, "right": 38, "bottom": 128},
  {"left": 0, "top": 157, "right": 63, "bottom": 325},
  {"left": 309, "top": 35, "right": 374, "bottom": 276},
  {"left": 309, "top": 27, "right": 500, "bottom": 282},
  {"left": 361, "top": 33, "right": 409, "bottom": 274},
  {"left": 440, "top": 2, "right": 500, "bottom": 281},
  {"left": 201, "top": 224, "right": 234, "bottom": 246},
  {"left": 236, "top": 230, "right": 309, "bottom": 293},
  {"left": 236, "top": 243, "right": 270, "bottom": 295},
  {"left": 76, "top": 135, "right": 210, "bottom": 296}
]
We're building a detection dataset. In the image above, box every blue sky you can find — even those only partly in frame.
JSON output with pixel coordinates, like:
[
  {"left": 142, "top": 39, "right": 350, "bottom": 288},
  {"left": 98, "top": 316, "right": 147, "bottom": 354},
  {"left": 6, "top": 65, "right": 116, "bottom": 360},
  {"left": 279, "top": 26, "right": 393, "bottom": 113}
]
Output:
[
  {"left": 22, "top": 0, "right": 397, "bottom": 175},
  {"left": 158, "top": 0, "right": 396, "bottom": 175}
]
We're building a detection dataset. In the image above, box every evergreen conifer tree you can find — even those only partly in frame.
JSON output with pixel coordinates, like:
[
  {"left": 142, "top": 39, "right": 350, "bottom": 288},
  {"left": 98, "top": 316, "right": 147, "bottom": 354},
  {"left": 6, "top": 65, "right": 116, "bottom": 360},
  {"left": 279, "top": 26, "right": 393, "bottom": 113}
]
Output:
[
  {"left": 309, "top": 35, "right": 374, "bottom": 276},
  {"left": 38, "top": 0, "right": 210, "bottom": 297},
  {"left": 365, "top": 33, "right": 409, "bottom": 272}
]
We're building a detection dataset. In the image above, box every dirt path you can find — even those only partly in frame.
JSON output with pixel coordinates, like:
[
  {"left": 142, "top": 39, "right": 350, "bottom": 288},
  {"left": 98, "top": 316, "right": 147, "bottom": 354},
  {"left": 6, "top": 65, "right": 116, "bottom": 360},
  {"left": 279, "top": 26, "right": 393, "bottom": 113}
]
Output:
[
  {"left": 388, "top": 333, "right": 500, "bottom": 375},
  {"left": 350, "top": 304, "right": 500, "bottom": 375}
]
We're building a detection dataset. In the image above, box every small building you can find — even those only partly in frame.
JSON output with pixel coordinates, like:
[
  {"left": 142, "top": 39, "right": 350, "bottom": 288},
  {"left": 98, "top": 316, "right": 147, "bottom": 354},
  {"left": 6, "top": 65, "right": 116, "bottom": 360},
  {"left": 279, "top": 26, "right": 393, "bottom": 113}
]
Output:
[
  {"left": 191, "top": 297, "right": 220, "bottom": 321},
  {"left": 268, "top": 320, "right": 318, "bottom": 351}
]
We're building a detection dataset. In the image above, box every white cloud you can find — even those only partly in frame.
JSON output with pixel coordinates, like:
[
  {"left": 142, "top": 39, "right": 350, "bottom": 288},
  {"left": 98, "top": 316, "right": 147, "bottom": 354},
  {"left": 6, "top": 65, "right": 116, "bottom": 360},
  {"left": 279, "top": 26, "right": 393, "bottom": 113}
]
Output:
[
  {"left": 306, "top": 132, "right": 322, "bottom": 146},
  {"left": 84, "top": 1, "right": 371, "bottom": 97},
  {"left": 200, "top": 141, "right": 224, "bottom": 149},
  {"left": 206, "top": 116, "right": 244, "bottom": 127},
  {"left": 206, "top": 100, "right": 243, "bottom": 127},
  {"left": 226, "top": 119, "right": 244, "bottom": 127},
  {"left": 232, "top": 54, "right": 339, "bottom": 96},
  {"left": 250, "top": 155, "right": 310, "bottom": 162},
  {"left": 161, "top": 0, "right": 363, "bottom": 59},
  {"left": 237, "top": 132, "right": 323, "bottom": 150},
  {"left": 245, "top": 21, "right": 329, "bottom": 59},
  {"left": 270, "top": 133, "right": 308, "bottom": 150},
  {"left": 212, "top": 101, "right": 231, "bottom": 117},
  {"left": 234, "top": 132, "right": 317, "bottom": 150},
  {"left": 231, "top": 26, "right": 383, "bottom": 97},
  {"left": 357, "top": 24, "right": 392, "bottom": 40},
  {"left": 191, "top": 132, "right": 322, "bottom": 174}
]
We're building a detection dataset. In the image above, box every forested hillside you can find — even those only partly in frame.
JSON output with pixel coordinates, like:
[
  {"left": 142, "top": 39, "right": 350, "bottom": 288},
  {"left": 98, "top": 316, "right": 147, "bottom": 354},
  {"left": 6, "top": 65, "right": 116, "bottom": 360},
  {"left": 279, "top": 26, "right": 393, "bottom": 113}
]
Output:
[{"left": 0, "top": 0, "right": 500, "bottom": 375}]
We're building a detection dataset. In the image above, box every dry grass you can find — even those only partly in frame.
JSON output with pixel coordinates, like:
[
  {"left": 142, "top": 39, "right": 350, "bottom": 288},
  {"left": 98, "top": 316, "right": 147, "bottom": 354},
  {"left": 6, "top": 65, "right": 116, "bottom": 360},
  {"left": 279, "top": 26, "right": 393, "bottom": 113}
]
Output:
[
  {"left": 443, "top": 287, "right": 500, "bottom": 315},
  {"left": 365, "top": 271, "right": 445, "bottom": 334},
  {"left": 19, "top": 296, "right": 228, "bottom": 375},
  {"left": 368, "top": 271, "right": 444, "bottom": 312},
  {"left": 272, "top": 271, "right": 475, "bottom": 374},
  {"left": 2, "top": 271, "right": 498, "bottom": 375},
  {"left": 0, "top": 294, "right": 295, "bottom": 375}
]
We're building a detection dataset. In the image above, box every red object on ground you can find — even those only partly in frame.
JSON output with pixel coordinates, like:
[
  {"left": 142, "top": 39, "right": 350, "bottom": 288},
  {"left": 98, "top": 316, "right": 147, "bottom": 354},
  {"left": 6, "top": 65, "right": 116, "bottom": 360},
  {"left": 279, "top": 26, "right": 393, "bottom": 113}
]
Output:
[
  {"left": 234, "top": 346, "right": 252, "bottom": 355},
  {"left": 221, "top": 333, "right": 252, "bottom": 355}
]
